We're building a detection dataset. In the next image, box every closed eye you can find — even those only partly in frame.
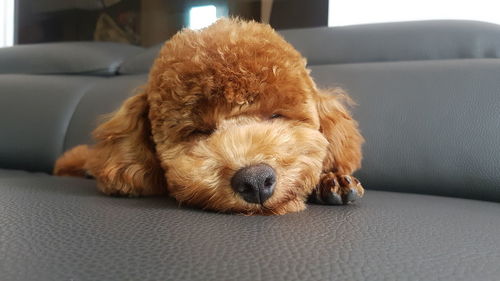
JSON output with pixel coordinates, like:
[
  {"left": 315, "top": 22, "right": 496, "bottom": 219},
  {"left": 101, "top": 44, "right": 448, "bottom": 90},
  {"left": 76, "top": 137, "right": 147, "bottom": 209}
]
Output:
[{"left": 270, "top": 113, "right": 283, "bottom": 119}]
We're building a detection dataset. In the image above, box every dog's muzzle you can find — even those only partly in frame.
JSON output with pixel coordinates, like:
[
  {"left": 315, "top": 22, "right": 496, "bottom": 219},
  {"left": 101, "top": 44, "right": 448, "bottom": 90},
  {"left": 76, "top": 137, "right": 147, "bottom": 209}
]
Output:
[{"left": 230, "top": 163, "right": 276, "bottom": 204}]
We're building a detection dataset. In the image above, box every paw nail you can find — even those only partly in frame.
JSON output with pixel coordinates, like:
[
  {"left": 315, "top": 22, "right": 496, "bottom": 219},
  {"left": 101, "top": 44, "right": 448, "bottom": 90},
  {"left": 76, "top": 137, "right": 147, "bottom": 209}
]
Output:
[{"left": 346, "top": 176, "right": 353, "bottom": 184}]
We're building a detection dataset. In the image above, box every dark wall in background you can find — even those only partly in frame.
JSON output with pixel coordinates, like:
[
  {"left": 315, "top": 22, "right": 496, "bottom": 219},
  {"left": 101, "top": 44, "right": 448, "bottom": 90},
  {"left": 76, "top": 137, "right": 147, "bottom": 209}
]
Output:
[
  {"left": 16, "top": 0, "right": 140, "bottom": 45},
  {"left": 15, "top": 0, "right": 329, "bottom": 46},
  {"left": 228, "top": 0, "right": 260, "bottom": 22},
  {"left": 16, "top": 0, "right": 98, "bottom": 44},
  {"left": 270, "top": 0, "right": 328, "bottom": 30}
]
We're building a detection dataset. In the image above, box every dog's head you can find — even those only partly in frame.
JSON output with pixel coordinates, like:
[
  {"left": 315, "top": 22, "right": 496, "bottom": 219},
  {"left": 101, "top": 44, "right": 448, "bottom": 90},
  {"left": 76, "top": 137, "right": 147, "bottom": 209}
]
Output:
[{"left": 92, "top": 19, "right": 362, "bottom": 215}]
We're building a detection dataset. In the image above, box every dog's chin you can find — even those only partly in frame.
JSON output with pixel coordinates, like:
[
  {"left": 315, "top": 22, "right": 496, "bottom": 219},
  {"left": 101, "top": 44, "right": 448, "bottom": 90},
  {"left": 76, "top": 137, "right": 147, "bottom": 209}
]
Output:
[
  {"left": 233, "top": 199, "right": 308, "bottom": 216},
  {"left": 192, "top": 196, "right": 308, "bottom": 216},
  {"left": 218, "top": 183, "right": 315, "bottom": 215},
  {"left": 167, "top": 180, "right": 311, "bottom": 215}
]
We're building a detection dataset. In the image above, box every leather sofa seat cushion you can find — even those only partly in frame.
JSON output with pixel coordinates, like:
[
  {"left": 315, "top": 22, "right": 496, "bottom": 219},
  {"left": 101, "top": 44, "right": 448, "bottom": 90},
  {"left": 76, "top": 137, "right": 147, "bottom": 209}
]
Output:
[
  {"left": 0, "top": 42, "right": 143, "bottom": 76},
  {"left": 1, "top": 170, "right": 499, "bottom": 281}
]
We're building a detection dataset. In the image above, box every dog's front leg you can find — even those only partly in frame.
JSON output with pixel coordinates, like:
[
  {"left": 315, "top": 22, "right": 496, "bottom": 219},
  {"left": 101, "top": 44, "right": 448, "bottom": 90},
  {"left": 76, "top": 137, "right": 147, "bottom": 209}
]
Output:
[{"left": 308, "top": 172, "right": 364, "bottom": 205}]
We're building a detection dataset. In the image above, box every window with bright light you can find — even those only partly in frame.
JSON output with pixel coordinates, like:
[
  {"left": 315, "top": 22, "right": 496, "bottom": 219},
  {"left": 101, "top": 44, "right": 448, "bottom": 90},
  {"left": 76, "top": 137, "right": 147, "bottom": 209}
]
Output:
[
  {"left": 0, "top": 0, "right": 15, "bottom": 47},
  {"left": 329, "top": 0, "right": 500, "bottom": 27},
  {"left": 189, "top": 5, "right": 218, "bottom": 30}
]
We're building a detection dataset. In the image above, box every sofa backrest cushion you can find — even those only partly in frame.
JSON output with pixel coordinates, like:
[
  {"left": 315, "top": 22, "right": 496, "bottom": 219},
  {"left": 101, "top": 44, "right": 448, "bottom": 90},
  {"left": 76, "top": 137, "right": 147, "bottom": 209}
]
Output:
[
  {"left": 0, "top": 74, "right": 147, "bottom": 173},
  {"left": 63, "top": 75, "right": 148, "bottom": 150},
  {"left": 118, "top": 44, "right": 163, "bottom": 75},
  {"left": 0, "top": 75, "right": 101, "bottom": 172},
  {"left": 280, "top": 20, "right": 500, "bottom": 65},
  {"left": 0, "top": 42, "right": 143, "bottom": 76},
  {"left": 310, "top": 59, "right": 500, "bottom": 202}
]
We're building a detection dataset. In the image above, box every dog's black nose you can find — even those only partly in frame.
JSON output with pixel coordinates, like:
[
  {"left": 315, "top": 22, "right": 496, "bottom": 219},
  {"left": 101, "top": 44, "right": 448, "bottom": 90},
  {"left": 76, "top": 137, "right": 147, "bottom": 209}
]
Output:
[{"left": 231, "top": 164, "right": 276, "bottom": 204}]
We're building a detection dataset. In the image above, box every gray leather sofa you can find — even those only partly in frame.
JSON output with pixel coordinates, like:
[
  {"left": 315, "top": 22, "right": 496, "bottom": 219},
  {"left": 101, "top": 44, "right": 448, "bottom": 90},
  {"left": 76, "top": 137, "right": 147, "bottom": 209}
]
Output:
[{"left": 1, "top": 20, "right": 500, "bottom": 281}]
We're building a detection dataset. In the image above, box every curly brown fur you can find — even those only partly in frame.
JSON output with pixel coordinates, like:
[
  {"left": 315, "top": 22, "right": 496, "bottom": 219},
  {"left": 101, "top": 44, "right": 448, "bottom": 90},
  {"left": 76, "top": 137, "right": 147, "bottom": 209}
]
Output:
[{"left": 54, "top": 18, "right": 364, "bottom": 215}]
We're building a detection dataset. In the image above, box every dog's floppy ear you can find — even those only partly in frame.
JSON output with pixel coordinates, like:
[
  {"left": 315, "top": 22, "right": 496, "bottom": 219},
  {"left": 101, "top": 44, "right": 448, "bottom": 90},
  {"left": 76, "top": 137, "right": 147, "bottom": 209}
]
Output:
[
  {"left": 87, "top": 92, "right": 166, "bottom": 196},
  {"left": 316, "top": 89, "right": 364, "bottom": 175}
]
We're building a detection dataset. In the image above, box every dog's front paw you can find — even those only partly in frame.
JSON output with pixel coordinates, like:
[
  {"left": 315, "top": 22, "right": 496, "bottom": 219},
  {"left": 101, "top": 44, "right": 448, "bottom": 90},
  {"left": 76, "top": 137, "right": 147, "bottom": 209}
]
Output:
[{"left": 308, "top": 172, "right": 364, "bottom": 205}]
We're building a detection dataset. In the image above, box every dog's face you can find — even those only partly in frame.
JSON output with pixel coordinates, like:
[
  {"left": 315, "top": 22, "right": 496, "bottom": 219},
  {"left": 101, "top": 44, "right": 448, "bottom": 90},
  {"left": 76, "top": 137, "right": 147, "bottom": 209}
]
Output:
[
  {"left": 84, "top": 20, "right": 363, "bottom": 214},
  {"left": 145, "top": 19, "right": 332, "bottom": 214},
  {"left": 160, "top": 115, "right": 328, "bottom": 215},
  {"left": 84, "top": 18, "right": 362, "bottom": 215}
]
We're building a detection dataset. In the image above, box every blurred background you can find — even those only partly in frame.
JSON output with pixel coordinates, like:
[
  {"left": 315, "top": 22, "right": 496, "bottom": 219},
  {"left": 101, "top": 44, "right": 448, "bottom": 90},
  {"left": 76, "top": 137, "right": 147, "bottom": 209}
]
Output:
[{"left": 1, "top": 0, "right": 500, "bottom": 47}]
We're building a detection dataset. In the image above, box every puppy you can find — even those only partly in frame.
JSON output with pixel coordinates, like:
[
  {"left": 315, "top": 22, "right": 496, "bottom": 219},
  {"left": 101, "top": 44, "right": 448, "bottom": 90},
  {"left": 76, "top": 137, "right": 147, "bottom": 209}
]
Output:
[{"left": 54, "top": 18, "right": 364, "bottom": 215}]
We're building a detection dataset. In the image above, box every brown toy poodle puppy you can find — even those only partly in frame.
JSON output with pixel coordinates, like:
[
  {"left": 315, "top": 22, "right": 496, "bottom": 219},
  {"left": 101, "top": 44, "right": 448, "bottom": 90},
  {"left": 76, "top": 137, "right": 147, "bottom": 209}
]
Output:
[{"left": 54, "top": 18, "right": 364, "bottom": 215}]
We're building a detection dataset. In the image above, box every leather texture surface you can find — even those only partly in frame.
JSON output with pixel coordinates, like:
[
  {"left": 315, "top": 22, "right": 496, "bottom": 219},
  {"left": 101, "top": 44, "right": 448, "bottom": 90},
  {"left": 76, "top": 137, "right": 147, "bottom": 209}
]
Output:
[
  {"left": 310, "top": 59, "right": 500, "bottom": 202},
  {"left": 281, "top": 20, "right": 500, "bottom": 65},
  {"left": 0, "top": 42, "right": 143, "bottom": 76},
  {"left": 1, "top": 169, "right": 500, "bottom": 281},
  {"left": 0, "top": 75, "right": 102, "bottom": 173}
]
